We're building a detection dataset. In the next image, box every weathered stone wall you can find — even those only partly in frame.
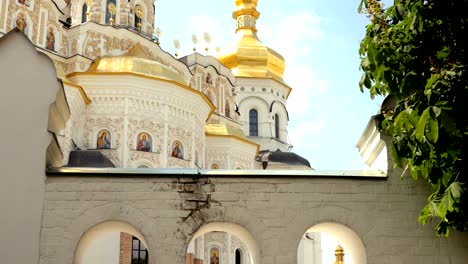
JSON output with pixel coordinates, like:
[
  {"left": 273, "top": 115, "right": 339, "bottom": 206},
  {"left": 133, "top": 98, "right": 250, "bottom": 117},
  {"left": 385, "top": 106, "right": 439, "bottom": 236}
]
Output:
[{"left": 40, "top": 166, "right": 468, "bottom": 264}]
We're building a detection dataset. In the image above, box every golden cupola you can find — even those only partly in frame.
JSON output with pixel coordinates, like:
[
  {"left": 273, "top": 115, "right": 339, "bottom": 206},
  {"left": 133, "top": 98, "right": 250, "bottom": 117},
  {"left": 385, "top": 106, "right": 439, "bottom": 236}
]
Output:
[{"left": 218, "top": 0, "right": 286, "bottom": 82}]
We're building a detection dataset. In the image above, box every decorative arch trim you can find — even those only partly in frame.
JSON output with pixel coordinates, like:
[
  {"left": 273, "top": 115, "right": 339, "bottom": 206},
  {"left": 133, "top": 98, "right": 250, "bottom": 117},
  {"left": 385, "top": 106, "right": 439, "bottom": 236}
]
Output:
[{"left": 270, "top": 100, "right": 289, "bottom": 121}]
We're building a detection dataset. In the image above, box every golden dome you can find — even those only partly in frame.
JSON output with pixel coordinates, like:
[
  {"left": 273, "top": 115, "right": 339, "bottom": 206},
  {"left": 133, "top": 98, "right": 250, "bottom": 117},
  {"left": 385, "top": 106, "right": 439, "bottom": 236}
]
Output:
[
  {"left": 218, "top": 0, "right": 286, "bottom": 82},
  {"left": 87, "top": 44, "right": 186, "bottom": 85}
]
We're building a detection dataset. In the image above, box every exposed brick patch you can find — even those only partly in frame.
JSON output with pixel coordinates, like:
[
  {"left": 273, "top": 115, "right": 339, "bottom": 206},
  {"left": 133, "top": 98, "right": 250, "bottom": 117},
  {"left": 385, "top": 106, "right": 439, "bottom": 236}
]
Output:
[{"left": 119, "top": 232, "right": 132, "bottom": 264}]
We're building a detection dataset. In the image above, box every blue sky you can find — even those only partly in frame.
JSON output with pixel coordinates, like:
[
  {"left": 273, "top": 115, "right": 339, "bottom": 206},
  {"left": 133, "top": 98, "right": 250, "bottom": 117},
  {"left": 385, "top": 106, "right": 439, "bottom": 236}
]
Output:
[{"left": 155, "top": 0, "right": 383, "bottom": 170}]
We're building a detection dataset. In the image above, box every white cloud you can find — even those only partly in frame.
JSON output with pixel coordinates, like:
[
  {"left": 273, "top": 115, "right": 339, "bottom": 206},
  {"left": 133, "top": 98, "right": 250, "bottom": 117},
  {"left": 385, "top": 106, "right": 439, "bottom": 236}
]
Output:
[
  {"left": 289, "top": 120, "right": 325, "bottom": 148},
  {"left": 265, "top": 11, "right": 327, "bottom": 60},
  {"left": 285, "top": 62, "right": 328, "bottom": 116}
]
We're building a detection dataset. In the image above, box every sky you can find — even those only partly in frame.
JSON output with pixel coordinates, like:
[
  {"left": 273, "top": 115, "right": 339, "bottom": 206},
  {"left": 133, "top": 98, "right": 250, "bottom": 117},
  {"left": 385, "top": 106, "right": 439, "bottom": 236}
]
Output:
[{"left": 155, "top": 0, "right": 384, "bottom": 170}]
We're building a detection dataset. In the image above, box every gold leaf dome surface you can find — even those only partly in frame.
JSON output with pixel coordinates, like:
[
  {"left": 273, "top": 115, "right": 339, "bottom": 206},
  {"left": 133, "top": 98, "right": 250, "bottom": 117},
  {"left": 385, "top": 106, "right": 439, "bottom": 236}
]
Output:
[
  {"left": 87, "top": 44, "right": 186, "bottom": 85},
  {"left": 218, "top": 0, "right": 286, "bottom": 82}
]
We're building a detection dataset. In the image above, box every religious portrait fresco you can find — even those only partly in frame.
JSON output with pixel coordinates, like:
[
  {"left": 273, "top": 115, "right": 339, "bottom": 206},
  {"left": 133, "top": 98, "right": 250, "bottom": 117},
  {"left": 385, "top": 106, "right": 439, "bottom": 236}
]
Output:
[
  {"left": 136, "top": 132, "right": 152, "bottom": 152},
  {"left": 206, "top": 73, "right": 212, "bottom": 85},
  {"left": 17, "top": 0, "right": 30, "bottom": 7},
  {"left": 171, "top": 141, "right": 183, "bottom": 159},
  {"left": 15, "top": 13, "right": 28, "bottom": 33},
  {"left": 225, "top": 100, "right": 231, "bottom": 118},
  {"left": 96, "top": 130, "right": 111, "bottom": 149},
  {"left": 210, "top": 248, "right": 220, "bottom": 264},
  {"left": 46, "top": 28, "right": 55, "bottom": 51}
]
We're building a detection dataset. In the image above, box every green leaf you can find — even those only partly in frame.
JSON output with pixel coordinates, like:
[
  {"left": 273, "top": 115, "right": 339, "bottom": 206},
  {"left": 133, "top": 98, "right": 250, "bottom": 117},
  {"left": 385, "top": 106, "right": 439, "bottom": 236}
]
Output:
[
  {"left": 432, "top": 106, "right": 441, "bottom": 117},
  {"left": 419, "top": 203, "right": 432, "bottom": 224},
  {"left": 415, "top": 108, "right": 430, "bottom": 142},
  {"left": 448, "top": 182, "right": 463, "bottom": 203},
  {"left": 439, "top": 191, "right": 452, "bottom": 218},
  {"left": 426, "top": 115, "right": 439, "bottom": 144},
  {"left": 436, "top": 47, "right": 450, "bottom": 60}
]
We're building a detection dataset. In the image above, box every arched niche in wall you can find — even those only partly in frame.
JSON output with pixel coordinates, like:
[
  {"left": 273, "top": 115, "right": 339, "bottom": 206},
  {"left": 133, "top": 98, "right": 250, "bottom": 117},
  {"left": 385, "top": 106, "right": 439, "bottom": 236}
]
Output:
[
  {"left": 239, "top": 97, "right": 269, "bottom": 137},
  {"left": 297, "top": 222, "right": 367, "bottom": 264},
  {"left": 270, "top": 101, "right": 289, "bottom": 142},
  {"left": 11, "top": 11, "right": 33, "bottom": 39},
  {"left": 45, "top": 26, "right": 58, "bottom": 51},
  {"left": 186, "top": 222, "right": 259, "bottom": 264},
  {"left": 132, "top": 1, "right": 147, "bottom": 31},
  {"left": 170, "top": 140, "right": 184, "bottom": 159},
  {"left": 73, "top": 220, "right": 150, "bottom": 264},
  {"left": 136, "top": 132, "right": 152, "bottom": 152},
  {"left": 96, "top": 129, "right": 111, "bottom": 149},
  {"left": 105, "top": 0, "right": 117, "bottom": 24}
]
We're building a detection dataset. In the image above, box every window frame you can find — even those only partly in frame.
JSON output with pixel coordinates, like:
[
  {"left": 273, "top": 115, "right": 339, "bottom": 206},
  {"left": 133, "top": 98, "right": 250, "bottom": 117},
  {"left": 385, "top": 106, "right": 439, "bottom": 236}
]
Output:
[{"left": 249, "top": 109, "right": 258, "bottom": 136}]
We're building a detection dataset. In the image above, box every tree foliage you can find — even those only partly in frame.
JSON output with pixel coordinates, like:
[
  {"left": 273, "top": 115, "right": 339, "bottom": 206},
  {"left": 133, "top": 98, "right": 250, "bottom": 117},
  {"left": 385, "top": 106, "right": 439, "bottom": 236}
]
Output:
[{"left": 358, "top": 0, "right": 468, "bottom": 236}]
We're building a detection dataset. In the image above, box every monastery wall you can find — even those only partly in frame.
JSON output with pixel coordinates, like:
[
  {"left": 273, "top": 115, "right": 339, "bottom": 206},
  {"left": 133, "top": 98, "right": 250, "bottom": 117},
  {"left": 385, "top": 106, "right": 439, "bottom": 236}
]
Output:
[{"left": 40, "top": 164, "right": 468, "bottom": 264}]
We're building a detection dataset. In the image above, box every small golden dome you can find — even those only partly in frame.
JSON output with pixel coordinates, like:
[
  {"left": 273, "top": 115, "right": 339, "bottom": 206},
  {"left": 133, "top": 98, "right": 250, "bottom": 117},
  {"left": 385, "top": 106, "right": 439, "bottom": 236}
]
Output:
[
  {"left": 87, "top": 44, "right": 186, "bottom": 85},
  {"left": 218, "top": 0, "right": 286, "bottom": 82}
]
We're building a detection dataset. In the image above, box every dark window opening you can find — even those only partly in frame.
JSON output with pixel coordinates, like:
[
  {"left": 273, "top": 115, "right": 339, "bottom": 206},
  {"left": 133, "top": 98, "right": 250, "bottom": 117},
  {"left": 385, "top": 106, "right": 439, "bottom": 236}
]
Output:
[
  {"left": 105, "top": 0, "right": 117, "bottom": 24},
  {"left": 132, "top": 236, "right": 148, "bottom": 264},
  {"left": 82, "top": 4, "right": 88, "bottom": 23},
  {"left": 249, "top": 109, "right": 258, "bottom": 136},
  {"left": 235, "top": 249, "right": 242, "bottom": 264},
  {"left": 275, "top": 114, "right": 280, "bottom": 139},
  {"left": 134, "top": 5, "right": 143, "bottom": 30}
]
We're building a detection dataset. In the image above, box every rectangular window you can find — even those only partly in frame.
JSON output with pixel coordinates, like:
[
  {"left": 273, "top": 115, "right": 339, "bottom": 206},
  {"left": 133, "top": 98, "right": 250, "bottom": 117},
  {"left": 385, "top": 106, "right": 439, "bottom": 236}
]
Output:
[
  {"left": 132, "top": 236, "right": 148, "bottom": 264},
  {"left": 249, "top": 109, "right": 258, "bottom": 136}
]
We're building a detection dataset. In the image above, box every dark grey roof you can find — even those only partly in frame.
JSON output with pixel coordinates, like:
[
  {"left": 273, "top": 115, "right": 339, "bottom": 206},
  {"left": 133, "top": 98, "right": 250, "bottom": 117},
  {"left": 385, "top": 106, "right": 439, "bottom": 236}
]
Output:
[
  {"left": 257, "top": 150, "right": 312, "bottom": 169},
  {"left": 269, "top": 151, "right": 311, "bottom": 168},
  {"left": 67, "top": 150, "right": 115, "bottom": 168}
]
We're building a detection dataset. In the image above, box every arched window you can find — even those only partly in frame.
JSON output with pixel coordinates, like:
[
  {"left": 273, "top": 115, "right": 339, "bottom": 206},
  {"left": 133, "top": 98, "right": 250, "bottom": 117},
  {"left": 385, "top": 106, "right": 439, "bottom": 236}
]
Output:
[
  {"left": 105, "top": 0, "right": 116, "bottom": 24},
  {"left": 275, "top": 114, "right": 280, "bottom": 139},
  {"left": 81, "top": 4, "right": 88, "bottom": 23},
  {"left": 134, "top": 5, "right": 143, "bottom": 30},
  {"left": 235, "top": 248, "right": 242, "bottom": 264},
  {"left": 249, "top": 109, "right": 258, "bottom": 136}
]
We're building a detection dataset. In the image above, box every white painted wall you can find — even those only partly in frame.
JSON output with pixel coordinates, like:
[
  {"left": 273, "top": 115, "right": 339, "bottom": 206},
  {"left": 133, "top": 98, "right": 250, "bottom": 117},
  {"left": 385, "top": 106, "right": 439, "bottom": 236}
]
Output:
[
  {"left": 81, "top": 232, "right": 121, "bottom": 264},
  {"left": 297, "top": 233, "right": 322, "bottom": 264},
  {"left": 0, "top": 31, "right": 65, "bottom": 264}
]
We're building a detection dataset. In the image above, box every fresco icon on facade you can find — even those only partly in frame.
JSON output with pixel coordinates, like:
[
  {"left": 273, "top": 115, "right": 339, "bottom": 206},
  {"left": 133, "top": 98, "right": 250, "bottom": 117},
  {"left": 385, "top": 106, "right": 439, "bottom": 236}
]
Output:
[
  {"left": 171, "top": 141, "right": 183, "bottom": 159},
  {"left": 46, "top": 28, "right": 55, "bottom": 51},
  {"left": 210, "top": 248, "right": 219, "bottom": 264},
  {"left": 18, "top": 0, "right": 30, "bottom": 6},
  {"left": 206, "top": 73, "right": 212, "bottom": 85},
  {"left": 15, "top": 13, "right": 28, "bottom": 33},
  {"left": 137, "top": 132, "right": 152, "bottom": 152},
  {"left": 97, "top": 130, "right": 111, "bottom": 149}
]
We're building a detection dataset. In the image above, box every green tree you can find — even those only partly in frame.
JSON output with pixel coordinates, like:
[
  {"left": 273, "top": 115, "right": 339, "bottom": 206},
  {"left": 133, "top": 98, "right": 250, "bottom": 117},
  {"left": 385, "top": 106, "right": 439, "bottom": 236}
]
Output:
[{"left": 358, "top": 0, "right": 468, "bottom": 236}]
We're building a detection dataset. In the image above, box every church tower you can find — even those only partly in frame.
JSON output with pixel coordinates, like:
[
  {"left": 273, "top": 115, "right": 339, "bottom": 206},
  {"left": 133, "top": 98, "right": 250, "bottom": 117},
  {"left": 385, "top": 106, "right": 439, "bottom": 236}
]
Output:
[
  {"left": 218, "top": 0, "right": 312, "bottom": 169},
  {"left": 219, "top": 0, "right": 292, "bottom": 153}
]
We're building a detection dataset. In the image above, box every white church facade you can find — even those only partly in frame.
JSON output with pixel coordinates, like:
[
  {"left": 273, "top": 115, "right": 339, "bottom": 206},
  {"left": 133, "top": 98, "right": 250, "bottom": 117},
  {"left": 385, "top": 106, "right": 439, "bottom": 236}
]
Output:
[{"left": 0, "top": 0, "right": 307, "bottom": 171}]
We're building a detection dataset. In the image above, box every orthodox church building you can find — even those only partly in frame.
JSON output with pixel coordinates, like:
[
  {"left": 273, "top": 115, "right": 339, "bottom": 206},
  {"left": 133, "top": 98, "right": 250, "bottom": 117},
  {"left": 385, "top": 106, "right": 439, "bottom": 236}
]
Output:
[{"left": 0, "top": 0, "right": 310, "bottom": 170}]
